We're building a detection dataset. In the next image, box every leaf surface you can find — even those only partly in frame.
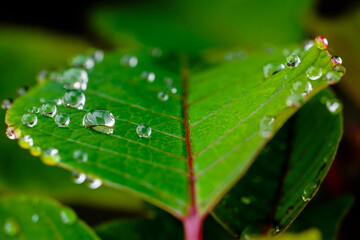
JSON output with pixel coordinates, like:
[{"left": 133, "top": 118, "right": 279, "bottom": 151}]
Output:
[
  {"left": 0, "top": 27, "right": 143, "bottom": 211},
  {"left": 6, "top": 42, "right": 338, "bottom": 218},
  {"left": 211, "top": 89, "right": 343, "bottom": 237},
  {"left": 0, "top": 195, "right": 99, "bottom": 239}
]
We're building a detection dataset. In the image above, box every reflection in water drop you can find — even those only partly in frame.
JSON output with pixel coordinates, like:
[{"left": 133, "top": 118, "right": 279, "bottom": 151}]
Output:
[
  {"left": 302, "top": 182, "right": 319, "bottom": 202},
  {"left": 54, "top": 113, "right": 70, "bottom": 127},
  {"left": 59, "top": 207, "right": 77, "bottom": 225},
  {"left": 30, "top": 146, "right": 42, "bottom": 157},
  {"left": 41, "top": 148, "right": 61, "bottom": 166},
  {"left": 62, "top": 90, "right": 86, "bottom": 109},
  {"left": 157, "top": 92, "right": 169, "bottom": 102},
  {"left": 73, "top": 150, "right": 88, "bottom": 163},
  {"left": 259, "top": 116, "right": 274, "bottom": 138},
  {"left": 41, "top": 103, "right": 57, "bottom": 118},
  {"left": 306, "top": 66, "right": 322, "bottom": 80},
  {"left": 72, "top": 170, "right": 87, "bottom": 184},
  {"left": 326, "top": 99, "right": 342, "bottom": 114},
  {"left": 141, "top": 71, "right": 155, "bottom": 83},
  {"left": 83, "top": 109, "right": 115, "bottom": 135},
  {"left": 121, "top": 55, "right": 138, "bottom": 67},
  {"left": 314, "top": 36, "right": 328, "bottom": 50},
  {"left": 19, "top": 135, "right": 34, "bottom": 149},
  {"left": 6, "top": 126, "right": 21, "bottom": 140},
  {"left": 285, "top": 54, "right": 301, "bottom": 68},
  {"left": 136, "top": 124, "right": 152, "bottom": 138},
  {"left": 1, "top": 98, "right": 12, "bottom": 110},
  {"left": 263, "top": 63, "right": 285, "bottom": 79},
  {"left": 3, "top": 218, "right": 20, "bottom": 236},
  {"left": 22, "top": 113, "right": 38, "bottom": 127},
  {"left": 86, "top": 177, "right": 102, "bottom": 189}
]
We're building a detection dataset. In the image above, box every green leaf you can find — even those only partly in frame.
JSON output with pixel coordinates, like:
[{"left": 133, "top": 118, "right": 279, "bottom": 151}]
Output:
[
  {"left": 5, "top": 41, "right": 338, "bottom": 220},
  {"left": 290, "top": 196, "right": 354, "bottom": 240},
  {"left": 211, "top": 89, "right": 343, "bottom": 237},
  {"left": 0, "top": 195, "right": 99, "bottom": 239},
  {"left": 0, "top": 26, "right": 143, "bottom": 211},
  {"left": 90, "top": 0, "right": 313, "bottom": 52}
]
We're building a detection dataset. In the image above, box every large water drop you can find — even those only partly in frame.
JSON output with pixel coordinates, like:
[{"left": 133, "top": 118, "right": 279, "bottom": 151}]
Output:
[
  {"left": 136, "top": 124, "right": 152, "bottom": 138},
  {"left": 306, "top": 66, "right": 322, "bottom": 80},
  {"left": 54, "top": 113, "right": 70, "bottom": 127},
  {"left": 22, "top": 113, "right": 38, "bottom": 127},
  {"left": 82, "top": 109, "right": 115, "bottom": 135},
  {"left": 60, "top": 68, "right": 88, "bottom": 91},
  {"left": 41, "top": 148, "right": 60, "bottom": 166}
]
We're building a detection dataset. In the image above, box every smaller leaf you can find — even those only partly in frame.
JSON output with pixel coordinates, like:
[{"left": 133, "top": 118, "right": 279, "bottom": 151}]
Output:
[
  {"left": 212, "top": 89, "right": 343, "bottom": 238},
  {"left": 289, "top": 196, "right": 354, "bottom": 240},
  {"left": 0, "top": 195, "right": 100, "bottom": 239}
]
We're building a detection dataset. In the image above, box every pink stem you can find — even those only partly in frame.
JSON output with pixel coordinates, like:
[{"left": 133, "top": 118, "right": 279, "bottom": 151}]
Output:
[{"left": 183, "top": 214, "right": 204, "bottom": 240}]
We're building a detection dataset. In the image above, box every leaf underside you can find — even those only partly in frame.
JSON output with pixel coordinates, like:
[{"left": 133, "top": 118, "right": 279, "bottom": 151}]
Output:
[
  {"left": 6, "top": 43, "right": 336, "bottom": 217},
  {"left": 211, "top": 89, "right": 342, "bottom": 237},
  {"left": 0, "top": 195, "right": 99, "bottom": 240}
]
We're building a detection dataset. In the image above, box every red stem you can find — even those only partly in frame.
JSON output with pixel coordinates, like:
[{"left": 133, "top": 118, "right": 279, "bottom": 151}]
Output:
[{"left": 183, "top": 214, "right": 204, "bottom": 240}]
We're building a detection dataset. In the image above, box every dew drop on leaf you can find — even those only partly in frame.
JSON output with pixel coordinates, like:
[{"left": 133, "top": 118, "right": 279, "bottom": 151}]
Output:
[
  {"left": 86, "top": 177, "right": 102, "bottom": 189},
  {"left": 82, "top": 109, "right": 115, "bottom": 135},
  {"left": 41, "top": 103, "right": 57, "bottom": 118},
  {"left": 6, "top": 126, "right": 21, "bottom": 140},
  {"left": 28, "top": 106, "right": 40, "bottom": 113},
  {"left": 3, "top": 218, "right": 20, "bottom": 236},
  {"left": 259, "top": 116, "right": 274, "bottom": 138},
  {"left": 326, "top": 99, "right": 342, "bottom": 114},
  {"left": 286, "top": 92, "right": 303, "bottom": 107},
  {"left": 164, "top": 77, "right": 173, "bottom": 87},
  {"left": 41, "top": 148, "right": 61, "bottom": 166},
  {"left": 314, "top": 36, "right": 328, "bottom": 50},
  {"left": 18, "top": 135, "right": 34, "bottom": 149},
  {"left": 71, "top": 170, "right": 87, "bottom": 184},
  {"left": 62, "top": 90, "right": 86, "bottom": 109},
  {"left": 333, "top": 65, "right": 346, "bottom": 77},
  {"left": 157, "top": 92, "right": 169, "bottom": 102},
  {"left": 73, "top": 150, "right": 88, "bottom": 163},
  {"left": 306, "top": 66, "right": 323, "bottom": 80},
  {"left": 331, "top": 56, "right": 342, "bottom": 65},
  {"left": 302, "top": 182, "right": 319, "bottom": 202},
  {"left": 59, "top": 68, "right": 89, "bottom": 91},
  {"left": 31, "top": 214, "right": 39, "bottom": 223},
  {"left": 54, "top": 113, "right": 70, "bottom": 127},
  {"left": 150, "top": 47, "right": 163, "bottom": 57},
  {"left": 141, "top": 71, "right": 156, "bottom": 83},
  {"left": 263, "top": 63, "right": 285, "bottom": 79},
  {"left": 121, "top": 55, "right": 138, "bottom": 67},
  {"left": 1, "top": 98, "right": 13, "bottom": 110},
  {"left": 59, "top": 207, "right": 77, "bottom": 225},
  {"left": 325, "top": 71, "right": 341, "bottom": 85},
  {"left": 30, "top": 146, "right": 42, "bottom": 157},
  {"left": 71, "top": 55, "right": 95, "bottom": 70},
  {"left": 16, "top": 86, "right": 29, "bottom": 96},
  {"left": 22, "top": 113, "right": 38, "bottom": 127},
  {"left": 37, "top": 69, "right": 48, "bottom": 83},
  {"left": 303, "top": 40, "right": 314, "bottom": 51},
  {"left": 285, "top": 54, "right": 301, "bottom": 68},
  {"left": 170, "top": 87, "right": 177, "bottom": 94},
  {"left": 136, "top": 124, "right": 152, "bottom": 138},
  {"left": 92, "top": 50, "right": 104, "bottom": 63}
]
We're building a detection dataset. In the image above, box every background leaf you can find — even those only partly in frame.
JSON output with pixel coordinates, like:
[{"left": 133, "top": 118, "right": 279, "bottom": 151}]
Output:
[
  {"left": 90, "top": 0, "right": 313, "bottom": 52},
  {"left": 5, "top": 41, "right": 338, "bottom": 220},
  {"left": 289, "top": 196, "right": 354, "bottom": 240},
  {"left": 0, "top": 195, "right": 100, "bottom": 239},
  {"left": 0, "top": 26, "right": 144, "bottom": 211},
  {"left": 211, "top": 89, "right": 343, "bottom": 237}
]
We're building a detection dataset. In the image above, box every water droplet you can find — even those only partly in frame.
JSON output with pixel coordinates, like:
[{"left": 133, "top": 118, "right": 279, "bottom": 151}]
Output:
[
  {"left": 41, "top": 103, "right": 57, "bottom": 117},
  {"left": 31, "top": 214, "right": 39, "bottom": 223},
  {"left": 286, "top": 92, "right": 303, "bottom": 107},
  {"left": 30, "top": 146, "right": 42, "bottom": 157},
  {"left": 16, "top": 86, "right": 28, "bottom": 96},
  {"left": 71, "top": 55, "right": 95, "bottom": 70},
  {"left": 83, "top": 109, "right": 115, "bottom": 135},
  {"left": 274, "top": 226, "right": 280, "bottom": 234},
  {"left": 325, "top": 71, "right": 341, "bottom": 84},
  {"left": 331, "top": 56, "right": 342, "bottom": 65},
  {"left": 92, "top": 50, "right": 104, "bottom": 63},
  {"left": 62, "top": 91, "right": 86, "bottom": 110},
  {"left": 302, "top": 182, "right": 319, "bottom": 202},
  {"left": 54, "top": 113, "right": 70, "bottom": 127},
  {"left": 73, "top": 150, "right": 88, "bottom": 163},
  {"left": 241, "top": 196, "right": 251, "bottom": 205},
  {"left": 19, "top": 135, "right": 33, "bottom": 149},
  {"left": 6, "top": 126, "right": 21, "bottom": 139},
  {"left": 157, "top": 92, "right": 169, "bottom": 102},
  {"left": 121, "top": 55, "right": 138, "bottom": 67},
  {"left": 59, "top": 207, "right": 77, "bottom": 225},
  {"left": 303, "top": 40, "right": 314, "bottom": 51},
  {"left": 28, "top": 106, "right": 40, "bottom": 113},
  {"left": 1, "top": 98, "right": 12, "bottom": 110},
  {"left": 150, "top": 48, "right": 163, "bottom": 57},
  {"left": 71, "top": 170, "right": 87, "bottom": 184},
  {"left": 37, "top": 70, "right": 48, "bottom": 83},
  {"left": 41, "top": 148, "right": 60, "bottom": 166},
  {"left": 86, "top": 177, "right": 102, "bottom": 189},
  {"left": 263, "top": 63, "right": 285, "bottom": 79},
  {"left": 170, "top": 87, "right": 177, "bottom": 94},
  {"left": 314, "top": 36, "right": 328, "bottom": 50},
  {"left": 333, "top": 65, "right": 346, "bottom": 77},
  {"left": 136, "top": 124, "right": 152, "bottom": 138},
  {"left": 259, "top": 116, "right": 274, "bottom": 138},
  {"left": 326, "top": 99, "right": 342, "bottom": 114},
  {"left": 164, "top": 77, "right": 173, "bottom": 87},
  {"left": 285, "top": 54, "right": 301, "bottom": 68},
  {"left": 22, "top": 113, "right": 38, "bottom": 127},
  {"left": 292, "top": 81, "right": 312, "bottom": 95},
  {"left": 141, "top": 71, "right": 155, "bottom": 82},
  {"left": 60, "top": 68, "right": 88, "bottom": 91},
  {"left": 3, "top": 218, "right": 20, "bottom": 236},
  {"left": 306, "top": 66, "right": 323, "bottom": 80}
]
